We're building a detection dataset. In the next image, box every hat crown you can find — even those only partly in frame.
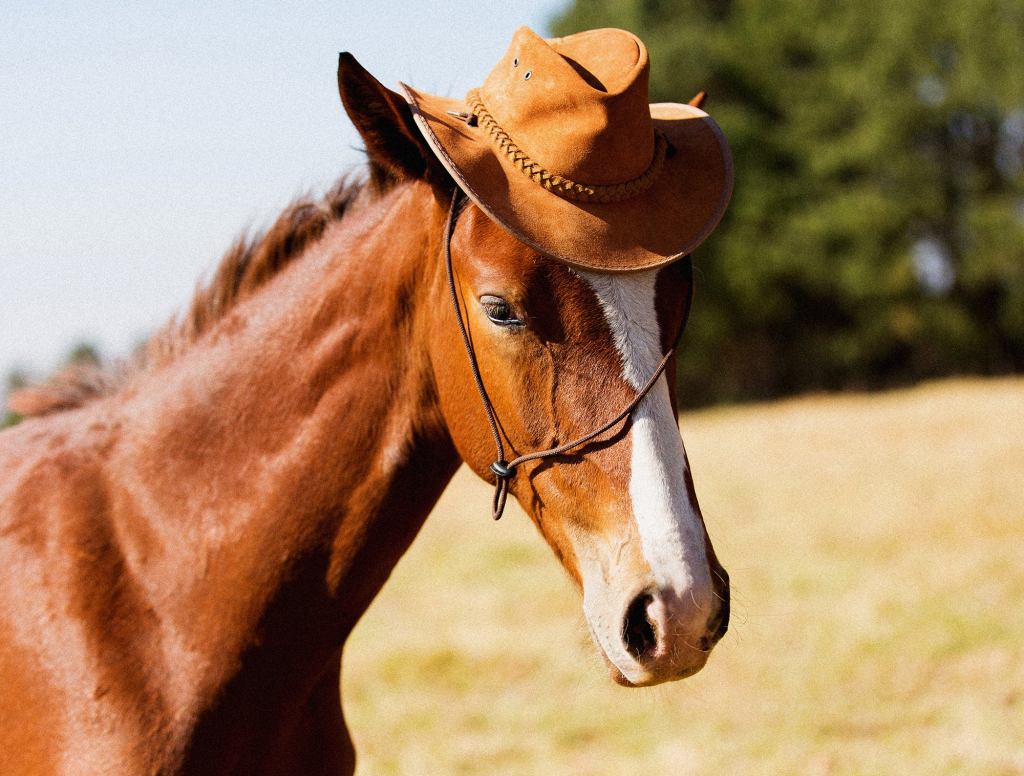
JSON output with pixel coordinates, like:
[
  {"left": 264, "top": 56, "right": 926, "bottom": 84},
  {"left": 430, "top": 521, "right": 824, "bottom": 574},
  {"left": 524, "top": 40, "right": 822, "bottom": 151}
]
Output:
[{"left": 478, "top": 27, "right": 655, "bottom": 186}]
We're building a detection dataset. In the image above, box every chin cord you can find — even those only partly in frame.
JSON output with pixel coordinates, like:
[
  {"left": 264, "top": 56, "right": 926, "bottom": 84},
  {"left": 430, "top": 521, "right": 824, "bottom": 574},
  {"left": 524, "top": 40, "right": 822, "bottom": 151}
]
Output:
[{"left": 443, "top": 190, "right": 690, "bottom": 520}]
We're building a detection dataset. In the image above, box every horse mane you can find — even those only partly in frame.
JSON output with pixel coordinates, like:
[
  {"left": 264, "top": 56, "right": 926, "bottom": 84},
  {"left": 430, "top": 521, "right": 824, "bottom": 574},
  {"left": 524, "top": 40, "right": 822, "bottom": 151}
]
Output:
[{"left": 9, "top": 175, "right": 371, "bottom": 419}]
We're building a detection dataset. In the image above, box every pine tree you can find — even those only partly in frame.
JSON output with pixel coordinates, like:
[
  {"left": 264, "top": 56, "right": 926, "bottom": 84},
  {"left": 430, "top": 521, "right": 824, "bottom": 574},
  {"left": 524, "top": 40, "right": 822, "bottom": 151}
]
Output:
[{"left": 554, "top": 0, "right": 1024, "bottom": 403}]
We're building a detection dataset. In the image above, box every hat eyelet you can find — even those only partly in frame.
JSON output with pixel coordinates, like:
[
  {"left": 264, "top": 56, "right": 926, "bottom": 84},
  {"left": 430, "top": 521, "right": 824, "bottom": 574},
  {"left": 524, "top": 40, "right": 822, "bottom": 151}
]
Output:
[
  {"left": 524, "top": 70, "right": 532, "bottom": 80},
  {"left": 513, "top": 57, "right": 519, "bottom": 67}
]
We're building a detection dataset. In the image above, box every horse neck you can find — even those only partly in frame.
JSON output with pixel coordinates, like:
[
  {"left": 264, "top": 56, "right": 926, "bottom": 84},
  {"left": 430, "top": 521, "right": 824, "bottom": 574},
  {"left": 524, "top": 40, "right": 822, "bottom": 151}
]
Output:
[{"left": 111, "top": 182, "right": 460, "bottom": 723}]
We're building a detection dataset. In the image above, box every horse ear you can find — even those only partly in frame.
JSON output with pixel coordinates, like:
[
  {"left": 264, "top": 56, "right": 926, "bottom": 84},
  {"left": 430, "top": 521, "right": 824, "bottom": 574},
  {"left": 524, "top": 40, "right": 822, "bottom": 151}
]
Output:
[
  {"left": 688, "top": 90, "right": 707, "bottom": 109},
  {"left": 337, "top": 52, "right": 445, "bottom": 190}
]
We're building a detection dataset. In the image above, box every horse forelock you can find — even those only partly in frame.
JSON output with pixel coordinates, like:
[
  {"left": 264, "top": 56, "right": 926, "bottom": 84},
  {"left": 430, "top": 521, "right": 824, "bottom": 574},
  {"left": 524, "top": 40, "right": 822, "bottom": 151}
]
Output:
[{"left": 9, "top": 175, "right": 380, "bottom": 418}]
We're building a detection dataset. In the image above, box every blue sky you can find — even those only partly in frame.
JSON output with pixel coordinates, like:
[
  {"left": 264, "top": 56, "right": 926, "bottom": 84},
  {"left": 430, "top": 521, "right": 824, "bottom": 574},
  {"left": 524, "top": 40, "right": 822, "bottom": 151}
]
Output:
[{"left": 1, "top": 0, "right": 566, "bottom": 379}]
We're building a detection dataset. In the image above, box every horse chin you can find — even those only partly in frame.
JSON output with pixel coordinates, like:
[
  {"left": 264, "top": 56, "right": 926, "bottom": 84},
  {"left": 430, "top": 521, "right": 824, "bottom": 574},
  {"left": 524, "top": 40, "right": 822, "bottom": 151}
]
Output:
[
  {"left": 604, "top": 652, "right": 710, "bottom": 688},
  {"left": 603, "top": 653, "right": 660, "bottom": 688},
  {"left": 609, "top": 663, "right": 642, "bottom": 687}
]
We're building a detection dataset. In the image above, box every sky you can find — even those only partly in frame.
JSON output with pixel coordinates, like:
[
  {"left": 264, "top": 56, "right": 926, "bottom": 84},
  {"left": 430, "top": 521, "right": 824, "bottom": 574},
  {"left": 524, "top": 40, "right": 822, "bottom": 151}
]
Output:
[{"left": 0, "top": 0, "right": 567, "bottom": 379}]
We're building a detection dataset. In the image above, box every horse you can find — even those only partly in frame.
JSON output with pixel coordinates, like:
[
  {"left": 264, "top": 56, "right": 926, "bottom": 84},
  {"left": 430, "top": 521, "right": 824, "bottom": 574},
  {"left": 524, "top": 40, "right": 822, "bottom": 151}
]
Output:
[{"left": 0, "top": 53, "right": 729, "bottom": 775}]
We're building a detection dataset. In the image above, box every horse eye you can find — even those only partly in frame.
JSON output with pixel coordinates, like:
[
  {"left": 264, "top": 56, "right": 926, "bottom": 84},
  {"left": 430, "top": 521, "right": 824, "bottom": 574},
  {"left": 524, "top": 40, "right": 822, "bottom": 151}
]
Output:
[{"left": 480, "top": 295, "right": 523, "bottom": 327}]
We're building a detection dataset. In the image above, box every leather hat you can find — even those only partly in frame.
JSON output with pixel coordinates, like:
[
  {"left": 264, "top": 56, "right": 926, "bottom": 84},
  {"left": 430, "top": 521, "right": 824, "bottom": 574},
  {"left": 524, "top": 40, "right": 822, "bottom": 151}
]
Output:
[{"left": 401, "top": 26, "right": 733, "bottom": 272}]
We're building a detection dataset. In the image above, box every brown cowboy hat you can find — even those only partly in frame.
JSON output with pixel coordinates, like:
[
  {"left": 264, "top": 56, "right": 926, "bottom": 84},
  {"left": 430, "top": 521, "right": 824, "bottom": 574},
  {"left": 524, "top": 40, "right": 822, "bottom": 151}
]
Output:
[{"left": 401, "top": 26, "right": 733, "bottom": 272}]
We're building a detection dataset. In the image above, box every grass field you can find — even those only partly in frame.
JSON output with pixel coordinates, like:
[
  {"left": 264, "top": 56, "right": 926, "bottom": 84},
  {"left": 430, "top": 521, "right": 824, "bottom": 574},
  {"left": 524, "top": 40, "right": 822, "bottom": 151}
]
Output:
[{"left": 343, "top": 378, "right": 1024, "bottom": 775}]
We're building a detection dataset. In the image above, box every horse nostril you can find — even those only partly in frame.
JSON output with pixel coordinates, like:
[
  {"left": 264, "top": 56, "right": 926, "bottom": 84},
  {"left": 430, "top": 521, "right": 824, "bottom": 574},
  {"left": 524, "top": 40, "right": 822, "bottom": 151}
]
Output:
[
  {"left": 622, "top": 592, "right": 658, "bottom": 661},
  {"left": 709, "top": 573, "right": 731, "bottom": 643}
]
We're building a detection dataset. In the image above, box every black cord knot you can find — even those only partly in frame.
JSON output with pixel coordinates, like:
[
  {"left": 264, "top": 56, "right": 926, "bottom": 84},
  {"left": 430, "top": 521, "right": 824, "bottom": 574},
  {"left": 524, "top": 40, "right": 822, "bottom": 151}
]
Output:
[{"left": 490, "top": 460, "right": 514, "bottom": 479}]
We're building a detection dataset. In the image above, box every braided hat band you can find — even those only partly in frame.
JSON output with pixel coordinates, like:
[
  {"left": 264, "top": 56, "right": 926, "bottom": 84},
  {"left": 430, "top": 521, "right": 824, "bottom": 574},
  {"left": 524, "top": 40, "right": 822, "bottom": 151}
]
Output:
[{"left": 466, "top": 89, "right": 668, "bottom": 204}]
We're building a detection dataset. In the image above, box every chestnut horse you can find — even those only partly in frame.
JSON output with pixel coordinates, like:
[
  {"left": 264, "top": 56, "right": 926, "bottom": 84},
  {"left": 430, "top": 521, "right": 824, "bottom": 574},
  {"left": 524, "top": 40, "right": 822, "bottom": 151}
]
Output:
[{"left": 0, "top": 55, "right": 728, "bottom": 775}]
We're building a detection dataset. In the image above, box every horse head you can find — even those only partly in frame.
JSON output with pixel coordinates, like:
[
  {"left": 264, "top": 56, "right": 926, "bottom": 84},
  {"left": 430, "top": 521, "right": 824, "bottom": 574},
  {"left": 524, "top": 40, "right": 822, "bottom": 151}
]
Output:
[{"left": 339, "top": 53, "right": 729, "bottom": 688}]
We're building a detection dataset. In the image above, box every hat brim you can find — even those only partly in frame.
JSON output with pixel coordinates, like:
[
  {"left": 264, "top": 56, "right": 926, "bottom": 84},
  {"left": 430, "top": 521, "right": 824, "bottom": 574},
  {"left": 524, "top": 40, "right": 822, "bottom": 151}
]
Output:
[{"left": 401, "top": 84, "right": 733, "bottom": 273}]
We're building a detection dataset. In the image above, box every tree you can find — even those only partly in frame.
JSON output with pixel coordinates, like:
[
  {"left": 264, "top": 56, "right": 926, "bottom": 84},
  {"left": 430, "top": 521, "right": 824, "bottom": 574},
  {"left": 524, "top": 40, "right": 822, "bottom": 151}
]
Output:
[
  {"left": 553, "top": 0, "right": 1024, "bottom": 404},
  {"left": 2, "top": 369, "right": 28, "bottom": 429},
  {"left": 1, "top": 341, "right": 104, "bottom": 428}
]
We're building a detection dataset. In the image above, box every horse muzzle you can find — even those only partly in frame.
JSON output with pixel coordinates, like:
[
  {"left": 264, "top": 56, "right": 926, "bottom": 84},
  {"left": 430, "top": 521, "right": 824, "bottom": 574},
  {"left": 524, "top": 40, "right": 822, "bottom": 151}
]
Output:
[{"left": 585, "top": 566, "right": 730, "bottom": 688}]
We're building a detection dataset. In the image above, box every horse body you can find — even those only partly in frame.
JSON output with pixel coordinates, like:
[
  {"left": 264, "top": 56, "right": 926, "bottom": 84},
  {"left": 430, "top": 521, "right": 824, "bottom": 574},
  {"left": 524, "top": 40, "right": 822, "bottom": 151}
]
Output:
[
  {"left": 0, "top": 56, "right": 728, "bottom": 774},
  {"left": 0, "top": 183, "right": 460, "bottom": 774}
]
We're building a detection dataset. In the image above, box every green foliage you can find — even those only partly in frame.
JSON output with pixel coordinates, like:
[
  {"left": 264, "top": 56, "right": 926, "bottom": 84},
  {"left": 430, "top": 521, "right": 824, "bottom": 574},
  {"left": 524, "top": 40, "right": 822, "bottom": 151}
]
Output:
[
  {"left": 65, "top": 342, "right": 101, "bottom": 368},
  {"left": 2, "top": 370, "right": 27, "bottom": 428},
  {"left": 554, "top": 0, "right": 1024, "bottom": 404},
  {"left": 1, "top": 342, "right": 103, "bottom": 429}
]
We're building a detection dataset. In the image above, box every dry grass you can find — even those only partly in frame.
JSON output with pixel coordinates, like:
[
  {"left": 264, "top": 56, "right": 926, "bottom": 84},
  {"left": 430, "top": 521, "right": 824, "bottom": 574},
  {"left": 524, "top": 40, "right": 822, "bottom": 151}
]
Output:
[{"left": 343, "top": 377, "right": 1024, "bottom": 775}]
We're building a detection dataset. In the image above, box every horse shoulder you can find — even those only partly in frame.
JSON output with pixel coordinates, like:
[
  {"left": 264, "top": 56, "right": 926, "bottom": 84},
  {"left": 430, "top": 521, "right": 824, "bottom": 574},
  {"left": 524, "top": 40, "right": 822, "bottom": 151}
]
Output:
[{"left": 0, "top": 410, "right": 170, "bottom": 772}]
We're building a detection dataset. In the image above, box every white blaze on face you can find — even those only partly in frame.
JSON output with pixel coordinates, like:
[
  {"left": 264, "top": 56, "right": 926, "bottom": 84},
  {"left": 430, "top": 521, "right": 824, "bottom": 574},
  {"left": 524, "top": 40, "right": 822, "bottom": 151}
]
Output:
[{"left": 579, "top": 269, "right": 711, "bottom": 597}]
